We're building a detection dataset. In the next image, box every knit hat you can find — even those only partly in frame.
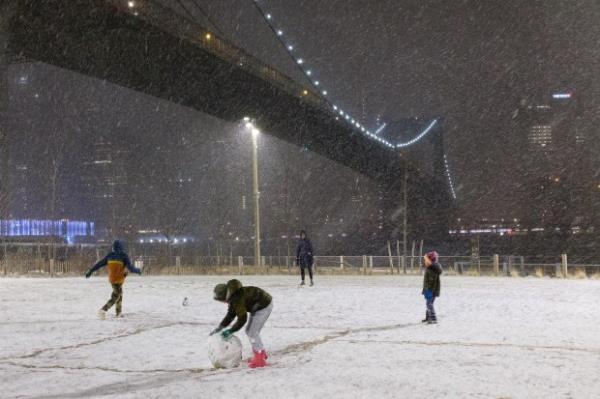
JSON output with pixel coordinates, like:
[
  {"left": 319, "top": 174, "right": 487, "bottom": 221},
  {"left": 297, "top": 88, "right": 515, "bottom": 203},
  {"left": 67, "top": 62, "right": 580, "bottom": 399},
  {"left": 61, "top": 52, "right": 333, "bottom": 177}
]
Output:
[
  {"left": 213, "top": 284, "right": 227, "bottom": 301},
  {"left": 425, "top": 251, "right": 439, "bottom": 263}
]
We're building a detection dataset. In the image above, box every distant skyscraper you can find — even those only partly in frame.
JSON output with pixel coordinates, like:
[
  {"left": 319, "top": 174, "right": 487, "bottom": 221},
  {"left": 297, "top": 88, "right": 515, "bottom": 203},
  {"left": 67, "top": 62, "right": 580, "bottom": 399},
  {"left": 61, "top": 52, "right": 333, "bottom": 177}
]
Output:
[
  {"left": 516, "top": 91, "right": 593, "bottom": 230},
  {"left": 81, "top": 136, "right": 129, "bottom": 237},
  {"left": 528, "top": 123, "right": 553, "bottom": 151},
  {"left": 518, "top": 92, "right": 583, "bottom": 179}
]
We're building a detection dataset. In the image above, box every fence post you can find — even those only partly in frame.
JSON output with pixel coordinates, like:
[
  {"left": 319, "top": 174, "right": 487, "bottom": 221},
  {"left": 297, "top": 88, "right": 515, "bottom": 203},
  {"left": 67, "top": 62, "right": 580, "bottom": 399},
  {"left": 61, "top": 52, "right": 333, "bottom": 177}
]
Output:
[
  {"left": 49, "top": 258, "right": 54, "bottom": 278},
  {"left": 410, "top": 241, "right": 416, "bottom": 272},
  {"left": 369, "top": 256, "right": 373, "bottom": 274},
  {"left": 493, "top": 254, "right": 499, "bottom": 276},
  {"left": 238, "top": 256, "right": 244, "bottom": 275},
  {"left": 340, "top": 255, "right": 344, "bottom": 270},
  {"left": 519, "top": 256, "right": 525, "bottom": 276},
  {"left": 175, "top": 256, "right": 181, "bottom": 275},
  {"left": 2, "top": 242, "right": 6, "bottom": 276},
  {"left": 387, "top": 241, "right": 394, "bottom": 275},
  {"left": 261, "top": 256, "right": 266, "bottom": 270},
  {"left": 396, "top": 240, "right": 402, "bottom": 274},
  {"left": 286, "top": 256, "right": 290, "bottom": 274},
  {"left": 362, "top": 255, "right": 367, "bottom": 275},
  {"left": 561, "top": 254, "right": 568, "bottom": 278}
]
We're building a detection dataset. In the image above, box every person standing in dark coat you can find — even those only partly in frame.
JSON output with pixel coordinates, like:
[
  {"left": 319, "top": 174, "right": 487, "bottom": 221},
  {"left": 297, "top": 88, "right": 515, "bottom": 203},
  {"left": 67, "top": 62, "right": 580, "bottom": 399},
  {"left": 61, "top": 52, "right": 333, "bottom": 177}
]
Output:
[
  {"left": 296, "top": 230, "right": 314, "bottom": 286},
  {"left": 422, "top": 251, "right": 442, "bottom": 324}
]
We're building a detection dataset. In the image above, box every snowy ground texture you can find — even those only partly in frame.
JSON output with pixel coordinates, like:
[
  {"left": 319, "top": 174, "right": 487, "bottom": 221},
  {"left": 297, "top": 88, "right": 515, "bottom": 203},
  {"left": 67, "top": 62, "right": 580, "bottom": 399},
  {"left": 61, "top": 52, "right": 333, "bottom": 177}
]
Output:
[{"left": 1, "top": 275, "right": 599, "bottom": 399}]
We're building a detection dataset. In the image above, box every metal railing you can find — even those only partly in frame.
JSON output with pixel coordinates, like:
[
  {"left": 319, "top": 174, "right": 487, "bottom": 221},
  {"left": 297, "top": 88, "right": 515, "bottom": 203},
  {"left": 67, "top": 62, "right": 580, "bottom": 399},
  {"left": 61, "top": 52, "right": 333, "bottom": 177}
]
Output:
[{"left": 3, "top": 247, "right": 599, "bottom": 278}]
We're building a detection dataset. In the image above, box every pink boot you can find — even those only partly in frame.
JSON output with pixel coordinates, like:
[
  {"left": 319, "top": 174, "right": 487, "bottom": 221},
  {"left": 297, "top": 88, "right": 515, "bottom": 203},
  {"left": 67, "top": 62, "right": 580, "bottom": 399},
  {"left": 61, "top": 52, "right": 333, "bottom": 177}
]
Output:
[
  {"left": 248, "top": 349, "right": 268, "bottom": 363},
  {"left": 248, "top": 350, "right": 267, "bottom": 368}
]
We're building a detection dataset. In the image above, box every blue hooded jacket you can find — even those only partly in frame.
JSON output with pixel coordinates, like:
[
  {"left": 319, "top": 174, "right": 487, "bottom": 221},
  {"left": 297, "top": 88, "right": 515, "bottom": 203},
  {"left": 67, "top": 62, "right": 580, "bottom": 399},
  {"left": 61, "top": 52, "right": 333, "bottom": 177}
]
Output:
[{"left": 87, "top": 240, "right": 141, "bottom": 282}]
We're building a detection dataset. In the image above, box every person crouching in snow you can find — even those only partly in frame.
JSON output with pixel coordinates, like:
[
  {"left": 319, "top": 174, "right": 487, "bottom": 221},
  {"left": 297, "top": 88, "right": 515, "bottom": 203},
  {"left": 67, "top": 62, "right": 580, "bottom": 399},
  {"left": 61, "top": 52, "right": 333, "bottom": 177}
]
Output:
[
  {"left": 422, "top": 251, "right": 442, "bottom": 324},
  {"left": 211, "top": 279, "right": 273, "bottom": 368},
  {"left": 85, "top": 240, "right": 141, "bottom": 319}
]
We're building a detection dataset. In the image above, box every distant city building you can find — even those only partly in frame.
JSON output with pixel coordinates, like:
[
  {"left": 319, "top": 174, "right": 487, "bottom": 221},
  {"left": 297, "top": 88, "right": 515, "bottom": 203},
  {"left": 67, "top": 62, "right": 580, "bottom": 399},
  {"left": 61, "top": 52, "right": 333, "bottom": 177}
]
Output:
[
  {"left": 528, "top": 123, "right": 553, "bottom": 151},
  {"left": 81, "top": 136, "right": 129, "bottom": 237},
  {"left": 519, "top": 92, "right": 583, "bottom": 177},
  {"left": 0, "top": 219, "right": 94, "bottom": 244},
  {"left": 516, "top": 91, "right": 595, "bottom": 230}
]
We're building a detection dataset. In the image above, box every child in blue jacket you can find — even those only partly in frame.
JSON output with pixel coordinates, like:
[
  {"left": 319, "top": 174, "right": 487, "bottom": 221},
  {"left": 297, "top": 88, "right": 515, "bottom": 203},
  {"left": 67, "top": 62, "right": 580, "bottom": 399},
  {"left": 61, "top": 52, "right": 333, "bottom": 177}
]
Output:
[{"left": 85, "top": 240, "right": 141, "bottom": 318}]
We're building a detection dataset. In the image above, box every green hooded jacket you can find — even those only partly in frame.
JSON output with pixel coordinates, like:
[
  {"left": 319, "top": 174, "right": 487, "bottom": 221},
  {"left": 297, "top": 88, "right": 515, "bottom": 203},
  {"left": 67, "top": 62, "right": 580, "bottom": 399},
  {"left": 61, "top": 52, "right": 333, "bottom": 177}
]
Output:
[
  {"left": 219, "top": 279, "right": 272, "bottom": 332},
  {"left": 422, "top": 263, "right": 443, "bottom": 297}
]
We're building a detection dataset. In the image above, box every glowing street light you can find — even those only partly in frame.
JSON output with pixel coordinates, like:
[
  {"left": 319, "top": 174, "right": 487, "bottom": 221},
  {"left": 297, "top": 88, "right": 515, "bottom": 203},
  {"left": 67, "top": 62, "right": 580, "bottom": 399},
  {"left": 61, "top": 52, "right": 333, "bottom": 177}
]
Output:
[
  {"left": 244, "top": 119, "right": 262, "bottom": 267},
  {"left": 127, "top": 1, "right": 135, "bottom": 8}
]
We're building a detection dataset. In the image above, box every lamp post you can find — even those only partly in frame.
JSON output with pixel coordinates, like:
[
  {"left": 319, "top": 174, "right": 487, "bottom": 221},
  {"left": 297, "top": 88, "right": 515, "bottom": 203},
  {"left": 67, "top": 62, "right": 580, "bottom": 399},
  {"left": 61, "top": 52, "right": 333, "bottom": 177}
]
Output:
[{"left": 245, "top": 120, "right": 261, "bottom": 267}]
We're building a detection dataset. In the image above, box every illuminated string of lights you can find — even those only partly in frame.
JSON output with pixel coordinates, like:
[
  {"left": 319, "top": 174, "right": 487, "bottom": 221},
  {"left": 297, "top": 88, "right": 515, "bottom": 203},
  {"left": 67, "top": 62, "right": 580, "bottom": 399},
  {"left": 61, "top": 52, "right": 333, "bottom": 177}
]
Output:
[
  {"left": 395, "top": 119, "right": 438, "bottom": 149},
  {"left": 251, "top": 1, "right": 397, "bottom": 148},
  {"left": 444, "top": 154, "right": 457, "bottom": 199},
  {"left": 126, "top": 1, "right": 439, "bottom": 152},
  {"left": 251, "top": 1, "right": 443, "bottom": 151}
]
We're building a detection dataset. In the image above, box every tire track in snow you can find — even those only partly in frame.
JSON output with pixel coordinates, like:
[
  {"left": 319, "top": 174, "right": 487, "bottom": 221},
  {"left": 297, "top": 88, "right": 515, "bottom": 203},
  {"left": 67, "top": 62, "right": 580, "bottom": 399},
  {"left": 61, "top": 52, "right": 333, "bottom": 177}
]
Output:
[
  {"left": 0, "top": 321, "right": 207, "bottom": 361},
  {"left": 334, "top": 339, "right": 600, "bottom": 354},
  {"left": 9, "top": 322, "right": 421, "bottom": 398},
  {"left": 275, "top": 322, "right": 419, "bottom": 356}
]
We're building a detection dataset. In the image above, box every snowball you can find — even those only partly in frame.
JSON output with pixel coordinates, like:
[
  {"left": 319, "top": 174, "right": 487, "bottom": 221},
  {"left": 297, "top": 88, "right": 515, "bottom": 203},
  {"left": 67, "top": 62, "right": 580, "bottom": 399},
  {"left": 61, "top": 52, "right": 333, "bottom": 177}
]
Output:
[{"left": 207, "top": 333, "right": 242, "bottom": 369}]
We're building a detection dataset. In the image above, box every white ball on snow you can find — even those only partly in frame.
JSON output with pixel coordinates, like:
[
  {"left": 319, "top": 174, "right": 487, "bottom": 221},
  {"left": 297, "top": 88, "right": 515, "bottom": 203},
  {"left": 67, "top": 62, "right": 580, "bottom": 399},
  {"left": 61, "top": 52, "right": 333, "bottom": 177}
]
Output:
[{"left": 207, "top": 333, "right": 242, "bottom": 369}]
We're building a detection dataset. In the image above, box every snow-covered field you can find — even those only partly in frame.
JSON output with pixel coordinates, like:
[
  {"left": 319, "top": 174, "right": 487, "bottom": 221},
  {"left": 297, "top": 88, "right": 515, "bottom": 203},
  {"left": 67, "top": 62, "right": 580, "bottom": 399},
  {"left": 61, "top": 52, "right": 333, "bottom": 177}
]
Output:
[{"left": 1, "top": 275, "right": 599, "bottom": 399}]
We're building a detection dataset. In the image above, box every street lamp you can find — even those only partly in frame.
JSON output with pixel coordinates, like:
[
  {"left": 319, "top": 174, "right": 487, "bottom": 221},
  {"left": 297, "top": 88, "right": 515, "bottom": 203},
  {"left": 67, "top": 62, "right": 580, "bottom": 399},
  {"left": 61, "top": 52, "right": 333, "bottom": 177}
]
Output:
[{"left": 244, "top": 120, "right": 261, "bottom": 267}]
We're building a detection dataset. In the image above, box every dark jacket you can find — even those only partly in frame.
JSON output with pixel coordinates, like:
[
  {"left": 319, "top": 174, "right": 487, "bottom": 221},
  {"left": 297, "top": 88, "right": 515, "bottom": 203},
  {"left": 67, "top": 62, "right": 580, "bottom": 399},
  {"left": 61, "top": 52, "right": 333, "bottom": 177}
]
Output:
[
  {"left": 88, "top": 240, "right": 141, "bottom": 284},
  {"left": 422, "top": 262, "right": 442, "bottom": 297},
  {"left": 219, "top": 279, "right": 272, "bottom": 333},
  {"left": 296, "top": 238, "right": 314, "bottom": 266}
]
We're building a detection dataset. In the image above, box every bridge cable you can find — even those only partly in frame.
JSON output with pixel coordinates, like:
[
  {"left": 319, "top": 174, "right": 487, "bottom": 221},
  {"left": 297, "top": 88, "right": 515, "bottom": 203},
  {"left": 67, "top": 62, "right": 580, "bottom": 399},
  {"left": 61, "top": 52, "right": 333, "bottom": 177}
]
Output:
[
  {"left": 248, "top": 0, "right": 399, "bottom": 149},
  {"left": 248, "top": 0, "right": 315, "bottom": 89},
  {"left": 249, "top": 1, "right": 454, "bottom": 197}
]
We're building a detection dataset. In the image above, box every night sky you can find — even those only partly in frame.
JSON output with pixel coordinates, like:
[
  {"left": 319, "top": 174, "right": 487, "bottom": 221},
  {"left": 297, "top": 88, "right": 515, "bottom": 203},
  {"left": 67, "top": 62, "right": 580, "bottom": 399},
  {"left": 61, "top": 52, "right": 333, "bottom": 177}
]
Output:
[
  {"left": 5, "top": 0, "right": 600, "bottom": 224},
  {"left": 181, "top": 0, "right": 600, "bottom": 218}
]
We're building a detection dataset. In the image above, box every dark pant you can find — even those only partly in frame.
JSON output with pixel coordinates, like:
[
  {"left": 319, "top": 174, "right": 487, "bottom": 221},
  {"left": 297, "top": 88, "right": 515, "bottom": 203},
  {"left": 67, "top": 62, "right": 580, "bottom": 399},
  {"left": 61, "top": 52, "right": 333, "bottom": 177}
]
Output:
[
  {"left": 102, "top": 283, "right": 123, "bottom": 314},
  {"left": 300, "top": 267, "right": 313, "bottom": 281},
  {"left": 426, "top": 297, "right": 436, "bottom": 321}
]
